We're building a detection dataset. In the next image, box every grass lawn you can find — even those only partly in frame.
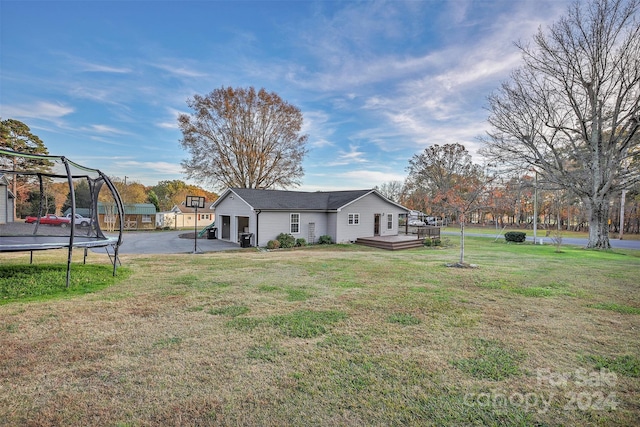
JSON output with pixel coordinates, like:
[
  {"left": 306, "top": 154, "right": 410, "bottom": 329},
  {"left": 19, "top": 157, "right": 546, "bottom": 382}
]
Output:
[
  {"left": 441, "top": 225, "right": 640, "bottom": 241},
  {"left": 1, "top": 238, "right": 639, "bottom": 426}
]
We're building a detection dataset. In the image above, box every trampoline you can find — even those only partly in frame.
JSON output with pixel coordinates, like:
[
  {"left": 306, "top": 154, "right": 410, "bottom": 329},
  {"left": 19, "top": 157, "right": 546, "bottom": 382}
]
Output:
[{"left": 1, "top": 148, "right": 124, "bottom": 286}]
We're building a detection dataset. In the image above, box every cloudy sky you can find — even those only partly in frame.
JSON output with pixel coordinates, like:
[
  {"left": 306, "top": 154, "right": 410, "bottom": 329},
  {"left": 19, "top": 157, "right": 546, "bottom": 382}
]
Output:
[{"left": 1, "top": 0, "right": 569, "bottom": 191}]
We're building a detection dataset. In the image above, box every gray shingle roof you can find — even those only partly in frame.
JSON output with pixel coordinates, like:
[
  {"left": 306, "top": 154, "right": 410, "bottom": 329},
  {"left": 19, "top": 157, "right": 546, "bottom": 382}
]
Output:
[{"left": 230, "top": 188, "right": 374, "bottom": 211}]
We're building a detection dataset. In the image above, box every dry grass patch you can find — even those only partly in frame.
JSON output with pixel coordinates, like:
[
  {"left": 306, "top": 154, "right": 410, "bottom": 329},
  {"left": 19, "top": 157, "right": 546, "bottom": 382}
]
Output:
[{"left": 0, "top": 240, "right": 639, "bottom": 425}]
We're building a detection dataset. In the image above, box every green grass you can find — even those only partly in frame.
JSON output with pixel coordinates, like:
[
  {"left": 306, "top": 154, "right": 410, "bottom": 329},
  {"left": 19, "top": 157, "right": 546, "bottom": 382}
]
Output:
[
  {"left": 1, "top": 237, "right": 639, "bottom": 426},
  {"left": 451, "top": 338, "right": 525, "bottom": 381},
  {"left": 223, "top": 309, "right": 348, "bottom": 338},
  {"left": 317, "top": 334, "right": 362, "bottom": 352},
  {"left": 0, "top": 264, "right": 131, "bottom": 305},
  {"left": 247, "top": 343, "right": 286, "bottom": 362},
  {"left": 587, "top": 302, "right": 640, "bottom": 315},
  {"left": 285, "top": 287, "right": 313, "bottom": 301},
  {"left": 387, "top": 312, "right": 422, "bottom": 325},
  {"left": 207, "top": 305, "right": 250, "bottom": 317},
  {"left": 268, "top": 309, "right": 348, "bottom": 338},
  {"left": 154, "top": 336, "right": 182, "bottom": 348},
  {"left": 583, "top": 354, "right": 640, "bottom": 377},
  {"left": 476, "top": 278, "right": 576, "bottom": 297}
]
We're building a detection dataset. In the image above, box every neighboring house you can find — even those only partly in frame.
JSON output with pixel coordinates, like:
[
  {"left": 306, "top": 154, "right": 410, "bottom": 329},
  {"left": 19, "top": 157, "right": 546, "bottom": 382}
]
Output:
[
  {"left": 211, "top": 188, "right": 410, "bottom": 247},
  {"left": 155, "top": 211, "right": 174, "bottom": 229},
  {"left": 63, "top": 203, "right": 156, "bottom": 230},
  {"left": 157, "top": 203, "right": 215, "bottom": 229},
  {"left": 0, "top": 174, "right": 15, "bottom": 224},
  {"left": 120, "top": 203, "right": 157, "bottom": 230}
]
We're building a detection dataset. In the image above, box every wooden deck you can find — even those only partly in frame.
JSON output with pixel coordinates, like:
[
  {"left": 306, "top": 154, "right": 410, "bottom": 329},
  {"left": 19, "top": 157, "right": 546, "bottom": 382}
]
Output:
[{"left": 355, "top": 235, "right": 425, "bottom": 250}]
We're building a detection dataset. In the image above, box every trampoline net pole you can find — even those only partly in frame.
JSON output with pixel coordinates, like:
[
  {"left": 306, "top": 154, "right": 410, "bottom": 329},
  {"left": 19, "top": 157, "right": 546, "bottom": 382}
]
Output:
[{"left": 62, "top": 156, "right": 75, "bottom": 289}]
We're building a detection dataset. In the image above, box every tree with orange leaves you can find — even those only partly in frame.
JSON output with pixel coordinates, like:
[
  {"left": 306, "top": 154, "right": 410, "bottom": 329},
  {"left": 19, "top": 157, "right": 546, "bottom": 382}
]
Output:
[{"left": 407, "top": 143, "right": 493, "bottom": 265}]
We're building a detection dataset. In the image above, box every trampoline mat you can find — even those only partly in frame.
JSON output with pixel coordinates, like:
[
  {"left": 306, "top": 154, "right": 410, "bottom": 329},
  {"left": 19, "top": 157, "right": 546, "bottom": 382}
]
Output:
[{"left": 0, "top": 235, "right": 119, "bottom": 252}]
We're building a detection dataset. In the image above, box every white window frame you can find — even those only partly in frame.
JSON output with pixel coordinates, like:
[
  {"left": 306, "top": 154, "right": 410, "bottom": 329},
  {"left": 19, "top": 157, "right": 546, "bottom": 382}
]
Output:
[
  {"left": 141, "top": 214, "right": 152, "bottom": 223},
  {"left": 387, "top": 213, "right": 393, "bottom": 230},
  {"left": 290, "top": 213, "right": 300, "bottom": 234},
  {"left": 348, "top": 213, "right": 360, "bottom": 225}
]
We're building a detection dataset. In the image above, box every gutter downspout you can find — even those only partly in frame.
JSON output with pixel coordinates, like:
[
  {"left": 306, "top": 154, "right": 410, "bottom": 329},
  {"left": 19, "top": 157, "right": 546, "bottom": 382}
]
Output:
[{"left": 255, "top": 209, "right": 261, "bottom": 247}]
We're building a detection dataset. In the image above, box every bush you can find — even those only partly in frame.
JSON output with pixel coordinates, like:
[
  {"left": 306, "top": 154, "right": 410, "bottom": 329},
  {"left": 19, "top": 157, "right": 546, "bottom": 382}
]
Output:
[
  {"left": 295, "top": 238, "right": 307, "bottom": 247},
  {"left": 266, "top": 240, "right": 281, "bottom": 250},
  {"left": 424, "top": 238, "right": 442, "bottom": 247},
  {"left": 505, "top": 231, "right": 526, "bottom": 243},
  {"left": 276, "top": 233, "right": 296, "bottom": 248},
  {"left": 317, "top": 235, "right": 333, "bottom": 245}
]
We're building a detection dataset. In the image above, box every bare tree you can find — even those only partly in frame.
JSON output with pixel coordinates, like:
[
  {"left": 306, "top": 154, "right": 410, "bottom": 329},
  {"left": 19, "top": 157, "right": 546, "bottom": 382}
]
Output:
[
  {"left": 375, "top": 180, "right": 404, "bottom": 202},
  {"left": 482, "top": 0, "right": 640, "bottom": 249},
  {"left": 178, "top": 87, "right": 308, "bottom": 191}
]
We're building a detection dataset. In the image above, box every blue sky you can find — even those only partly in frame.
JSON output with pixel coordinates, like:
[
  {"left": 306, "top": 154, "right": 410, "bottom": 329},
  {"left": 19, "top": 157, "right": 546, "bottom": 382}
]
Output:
[{"left": 1, "top": 0, "right": 569, "bottom": 192}]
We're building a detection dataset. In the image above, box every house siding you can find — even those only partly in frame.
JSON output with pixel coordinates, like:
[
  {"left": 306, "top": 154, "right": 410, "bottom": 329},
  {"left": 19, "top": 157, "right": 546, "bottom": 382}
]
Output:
[
  {"left": 256, "top": 211, "right": 328, "bottom": 246},
  {"left": 0, "top": 175, "right": 12, "bottom": 224},
  {"left": 0, "top": 183, "right": 7, "bottom": 224},
  {"left": 335, "top": 195, "right": 405, "bottom": 243},
  {"left": 327, "top": 212, "right": 338, "bottom": 243},
  {"left": 214, "top": 194, "right": 254, "bottom": 244}
]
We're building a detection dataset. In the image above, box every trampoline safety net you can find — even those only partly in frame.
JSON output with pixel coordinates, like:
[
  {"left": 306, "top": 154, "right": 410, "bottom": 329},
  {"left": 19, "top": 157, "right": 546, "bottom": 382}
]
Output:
[{"left": 0, "top": 148, "right": 125, "bottom": 286}]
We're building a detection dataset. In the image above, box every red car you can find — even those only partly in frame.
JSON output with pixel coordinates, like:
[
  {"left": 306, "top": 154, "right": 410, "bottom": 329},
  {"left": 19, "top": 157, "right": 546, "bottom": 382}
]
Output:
[{"left": 24, "top": 214, "right": 72, "bottom": 227}]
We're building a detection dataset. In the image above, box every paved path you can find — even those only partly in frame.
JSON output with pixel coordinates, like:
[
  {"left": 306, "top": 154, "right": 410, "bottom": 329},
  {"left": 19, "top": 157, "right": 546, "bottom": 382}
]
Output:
[
  {"left": 441, "top": 231, "right": 640, "bottom": 250},
  {"left": 104, "top": 230, "right": 241, "bottom": 254}
]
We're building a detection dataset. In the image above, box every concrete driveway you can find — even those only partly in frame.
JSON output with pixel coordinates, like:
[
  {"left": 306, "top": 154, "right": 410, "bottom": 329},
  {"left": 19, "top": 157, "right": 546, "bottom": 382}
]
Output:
[{"left": 107, "top": 230, "right": 241, "bottom": 254}]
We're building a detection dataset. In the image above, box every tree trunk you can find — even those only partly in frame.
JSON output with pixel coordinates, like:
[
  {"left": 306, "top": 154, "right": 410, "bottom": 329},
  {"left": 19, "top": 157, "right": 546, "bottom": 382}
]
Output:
[
  {"left": 584, "top": 196, "right": 611, "bottom": 249},
  {"left": 460, "top": 218, "right": 465, "bottom": 264}
]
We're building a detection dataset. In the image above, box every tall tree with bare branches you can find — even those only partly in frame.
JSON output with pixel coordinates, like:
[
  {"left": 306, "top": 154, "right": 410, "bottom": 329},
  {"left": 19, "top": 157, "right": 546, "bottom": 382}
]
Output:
[
  {"left": 482, "top": 0, "right": 640, "bottom": 249},
  {"left": 178, "top": 87, "right": 308, "bottom": 191}
]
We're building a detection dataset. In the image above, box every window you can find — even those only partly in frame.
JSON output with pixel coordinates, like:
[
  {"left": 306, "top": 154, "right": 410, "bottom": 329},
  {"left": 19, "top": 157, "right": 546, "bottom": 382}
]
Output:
[
  {"left": 348, "top": 213, "right": 360, "bottom": 225},
  {"left": 290, "top": 213, "right": 300, "bottom": 234},
  {"left": 387, "top": 214, "right": 393, "bottom": 230},
  {"left": 142, "top": 214, "right": 152, "bottom": 223}
]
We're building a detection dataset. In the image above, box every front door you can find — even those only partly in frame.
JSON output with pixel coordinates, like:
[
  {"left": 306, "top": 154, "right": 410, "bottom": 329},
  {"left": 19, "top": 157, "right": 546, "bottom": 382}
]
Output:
[
  {"left": 374, "top": 214, "right": 381, "bottom": 236},
  {"left": 221, "top": 215, "right": 231, "bottom": 240}
]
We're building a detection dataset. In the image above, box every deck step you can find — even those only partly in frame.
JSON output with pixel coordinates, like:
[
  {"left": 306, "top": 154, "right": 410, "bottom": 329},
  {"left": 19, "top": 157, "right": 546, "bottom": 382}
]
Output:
[{"left": 355, "top": 237, "right": 424, "bottom": 251}]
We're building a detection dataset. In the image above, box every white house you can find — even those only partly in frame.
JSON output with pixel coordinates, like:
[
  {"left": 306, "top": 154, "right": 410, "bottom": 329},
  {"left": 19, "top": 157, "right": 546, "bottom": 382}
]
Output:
[
  {"left": 211, "top": 188, "right": 409, "bottom": 247},
  {"left": 0, "top": 174, "right": 15, "bottom": 224},
  {"left": 156, "top": 203, "right": 215, "bottom": 229}
]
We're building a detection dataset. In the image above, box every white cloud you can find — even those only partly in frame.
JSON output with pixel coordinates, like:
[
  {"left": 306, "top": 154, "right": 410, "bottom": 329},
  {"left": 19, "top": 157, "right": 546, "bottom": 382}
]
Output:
[
  {"left": 149, "top": 61, "right": 208, "bottom": 78},
  {"left": 301, "top": 109, "right": 337, "bottom": 149},
  {"left": 337, "top": 169, "right": 406, "bottom": 183},
  {"left": 80, "top": 62, "right": 132, "bottom": 73},
  {"left": 87, "top": 124, "right": 129, "bottom": 135},
  {"left": 117, "top": 160, "right": 183, "bottom": 175},
  {"left": 156, "top": 121, "right": 179, "bottom": 130},
  {"left": 1, "top": 101, "right": 74, "bottom": 119},
  {"left": 327, "top": 145, "right": 369, "bottom": 166}
]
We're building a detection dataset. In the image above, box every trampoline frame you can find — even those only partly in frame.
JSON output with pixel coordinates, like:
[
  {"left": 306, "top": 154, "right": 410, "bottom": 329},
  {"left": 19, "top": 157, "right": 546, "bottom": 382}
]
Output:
[{"left": 1, "top": 148, "right": 125, "bottom": 287}]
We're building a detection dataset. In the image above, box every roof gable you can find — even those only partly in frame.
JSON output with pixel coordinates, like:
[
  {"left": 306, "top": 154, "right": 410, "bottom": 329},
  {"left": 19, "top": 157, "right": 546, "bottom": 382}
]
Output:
[{"left": 215, "top": 188, "right": 408, "bottom": 212}]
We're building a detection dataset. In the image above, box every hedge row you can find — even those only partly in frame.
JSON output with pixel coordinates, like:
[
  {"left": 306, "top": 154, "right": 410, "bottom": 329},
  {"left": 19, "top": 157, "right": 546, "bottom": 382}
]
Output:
[{"left": 504, "top": 231, "right": 526, "bottom": 243}]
